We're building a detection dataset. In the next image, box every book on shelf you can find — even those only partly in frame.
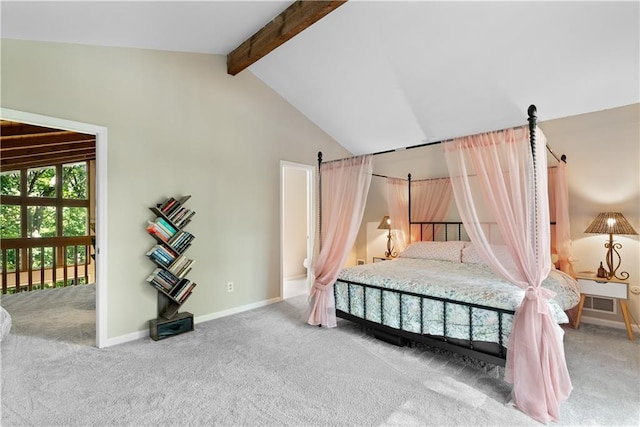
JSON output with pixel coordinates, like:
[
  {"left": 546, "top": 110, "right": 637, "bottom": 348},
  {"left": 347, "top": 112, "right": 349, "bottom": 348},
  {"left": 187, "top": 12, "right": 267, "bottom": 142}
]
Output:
[
  {"left": 146, "top": 222, "right": 172, "bottom": 242},
  {"left": 167, "top": 254, "right": 194, "bottom": 275},
  {"left": 149, "top": 267, "right": 179, "bottom": 286},
  {"left": 175, "top": 211, "right": 196, "bottom": 229},
  {"left": 146, "top": 245, "right": 177, "bottom": 266},
  {"left": 177, "top": 282, "right": 196, "bottom": 303},
  {"left": 168, "top": 206, "right": 189, "bottom": 222},
  {"left": 158, "top": 245, "right": 178, "bottom": 261},
  {"left": 167, "top": 254, "right": 185, "bottom": 271},
  {"left": 146, "top": 274, "right": 172, "bottom": 292},
  {"left": 169, "top": 279, "right": 191, "bottom": 298},
  {"left": 159, "top": 197, "right": 176, "bottom": 212},
  {"left": 156, "top": 268, "right": 180, "bottom": 285},
  {"left": 148, "top": 253, "right": 170, "bottom": 268},
  {"left": 164, "top": 195, "right": 191, "bottom": 218},
  {"left": 148, "top": 219, "right": 176, "bottom": 239},
  {"left": 148, "top": 281, "right": 167, "bottom": 294},
  {"left": 146, "top": 226, "right": 166, "bottom": 243},
  {"left": 168, "top": 230, "right": 195, "bottom": 253},
  {"left": 156, "top": 217, "right": 177, "bottom": 235}
]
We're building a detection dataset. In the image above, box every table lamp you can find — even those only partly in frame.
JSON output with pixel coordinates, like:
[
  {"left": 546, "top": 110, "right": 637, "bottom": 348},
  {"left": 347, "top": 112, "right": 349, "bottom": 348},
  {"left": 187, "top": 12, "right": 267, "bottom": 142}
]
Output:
[{"left": 585, "top": 212, "right": 638, "bottom": 280}]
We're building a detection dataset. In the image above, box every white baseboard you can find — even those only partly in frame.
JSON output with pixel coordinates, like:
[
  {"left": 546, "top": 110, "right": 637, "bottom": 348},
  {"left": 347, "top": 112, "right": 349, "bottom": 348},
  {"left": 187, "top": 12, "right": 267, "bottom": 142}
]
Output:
[
  {"left": 580, "top": 315, "right": 640, "bottom": 333},
  {"left": 102, "top": 330, "right": 148, "bottom": 347},
  {"left": 195, "top": 297, "right": 282, "bottom": 324},
  {"left": 100, "top": 296, "right": 283, "bottom": 347}
]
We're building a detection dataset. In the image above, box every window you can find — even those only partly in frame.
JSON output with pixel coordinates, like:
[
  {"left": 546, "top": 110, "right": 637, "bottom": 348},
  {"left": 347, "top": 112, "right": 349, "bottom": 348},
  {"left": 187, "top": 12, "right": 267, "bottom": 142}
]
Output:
[
  {"left": 63, "top": 207, "right": 88, "bottom": 236},
  {"left": 27, "top": 166, "right": 56, "bottom": 198},
  {"left": 1, "top": 162, "right": 91, "bottom": 278},
  {"left": 0, "top": 171, "right": 20, "bottom": 196},
  {"left": 63, "top": 163, "right": 88, "bottom": 199},
  {"left": 27, "top": 206, "right": 57, "bottom": 237},
  {"left": 1, "top": 162, "right": 89, "bottom": 239},
  {"left": 0, "top": 205, "right": 21, "bottom": 238}
]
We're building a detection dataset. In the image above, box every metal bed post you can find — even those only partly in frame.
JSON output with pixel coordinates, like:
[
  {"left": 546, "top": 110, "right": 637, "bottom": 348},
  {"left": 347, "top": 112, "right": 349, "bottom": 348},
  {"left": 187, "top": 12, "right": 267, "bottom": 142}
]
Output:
[
  {"left": 528, "top": 104, "right": 537, "bottom": 163},
  {"left": 528, "top": 105, "right": 539, "bottom": 263},
  {"left": 317, "top": 151, "right": 323, "bottom": 327},
  {"left": 407, "top": 173, "right": 412, "bottom": 241},
  {"left": 317, "top": 151, "right": 323, "bottom": 250}
]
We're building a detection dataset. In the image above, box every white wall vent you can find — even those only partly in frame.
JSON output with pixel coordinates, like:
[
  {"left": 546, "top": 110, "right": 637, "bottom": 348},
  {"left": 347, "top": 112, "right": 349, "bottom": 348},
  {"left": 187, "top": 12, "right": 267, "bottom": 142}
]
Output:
[{"left": 584, "top": 296, "right": 616, "bottom": 314}]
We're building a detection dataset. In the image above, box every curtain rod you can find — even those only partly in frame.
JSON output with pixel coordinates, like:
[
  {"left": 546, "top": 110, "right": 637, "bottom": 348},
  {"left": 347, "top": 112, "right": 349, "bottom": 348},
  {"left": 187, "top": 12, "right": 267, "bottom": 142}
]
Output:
[
  {"left": 546, "top": 146, "right": 567, "bottom": 163},
  {"left": 320, "top": 109, "right": 567, "bottom": 165},
  {"left": 372, "top": 130, "right": 567, "bottom": 164},
  {"left": 322, "top": 138, "right": 567, "bottom": 165},
  {"left": 370, "top": 123, "right": 532, "bottom": 156}
]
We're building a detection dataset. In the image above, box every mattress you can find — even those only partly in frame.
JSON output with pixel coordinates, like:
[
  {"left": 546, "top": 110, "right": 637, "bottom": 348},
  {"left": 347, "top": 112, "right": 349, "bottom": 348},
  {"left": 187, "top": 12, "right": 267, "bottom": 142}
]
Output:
[{"left": 334, "top": 257, "right": 580, "bottom": 345}]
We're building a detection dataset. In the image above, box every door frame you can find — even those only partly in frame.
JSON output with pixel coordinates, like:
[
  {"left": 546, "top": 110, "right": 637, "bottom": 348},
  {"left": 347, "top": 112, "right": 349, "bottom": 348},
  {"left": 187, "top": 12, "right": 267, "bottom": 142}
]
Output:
[
  {"left": 280, "top": 160, "right": 315, "bottom": 299},
  {"left": 0, "top": 108, "right": 108, "bottom": 348}
]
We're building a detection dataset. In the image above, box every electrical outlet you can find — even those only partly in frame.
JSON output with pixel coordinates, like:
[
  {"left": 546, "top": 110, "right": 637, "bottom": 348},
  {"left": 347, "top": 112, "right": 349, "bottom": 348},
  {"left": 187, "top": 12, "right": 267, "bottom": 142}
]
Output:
[{"left": 227, "top": 282, "right": 234, "bottom": 292}]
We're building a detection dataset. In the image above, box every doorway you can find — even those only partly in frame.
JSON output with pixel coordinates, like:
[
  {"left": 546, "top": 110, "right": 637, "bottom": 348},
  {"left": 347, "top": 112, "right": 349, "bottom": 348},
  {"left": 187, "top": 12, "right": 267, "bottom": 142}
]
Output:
[
  {"left": 0, "top": 108, "right": 108, "bottom": 347},
  {"left": 280, "top": 161, "right": 314, "bottom": 300}
]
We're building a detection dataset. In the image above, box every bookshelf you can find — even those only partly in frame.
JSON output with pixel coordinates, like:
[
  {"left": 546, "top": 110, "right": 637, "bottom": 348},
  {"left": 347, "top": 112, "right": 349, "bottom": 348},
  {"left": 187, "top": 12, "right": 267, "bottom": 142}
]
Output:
[{"left": 145, "top": 195, "right": 196, "bottom": 340}]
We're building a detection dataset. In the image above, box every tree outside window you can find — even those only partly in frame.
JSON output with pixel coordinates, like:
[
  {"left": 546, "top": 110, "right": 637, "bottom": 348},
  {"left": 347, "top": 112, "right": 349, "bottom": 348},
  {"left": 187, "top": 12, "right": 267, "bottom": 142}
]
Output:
[{"left": 0, "top": 162, "right": 90, "bottom": 274}]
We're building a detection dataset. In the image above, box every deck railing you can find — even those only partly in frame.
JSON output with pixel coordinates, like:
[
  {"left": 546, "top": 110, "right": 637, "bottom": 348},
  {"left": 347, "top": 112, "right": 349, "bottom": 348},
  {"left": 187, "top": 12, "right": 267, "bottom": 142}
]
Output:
[{"left": 0, "top": 236, "right": 94, "bottom": 294}]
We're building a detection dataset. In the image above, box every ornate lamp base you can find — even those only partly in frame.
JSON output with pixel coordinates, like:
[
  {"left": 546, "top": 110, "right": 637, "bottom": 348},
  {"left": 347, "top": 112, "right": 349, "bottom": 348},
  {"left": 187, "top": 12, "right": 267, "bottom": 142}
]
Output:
[{"left": 604, "top": 234, "right": 629, "bottom": 281}]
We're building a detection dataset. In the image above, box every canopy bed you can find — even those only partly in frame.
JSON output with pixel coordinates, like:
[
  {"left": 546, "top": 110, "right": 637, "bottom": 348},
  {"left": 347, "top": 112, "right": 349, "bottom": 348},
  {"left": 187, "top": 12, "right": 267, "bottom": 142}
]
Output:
[{"left": 307, "top": 105, "right": 578, "bottom": 423}]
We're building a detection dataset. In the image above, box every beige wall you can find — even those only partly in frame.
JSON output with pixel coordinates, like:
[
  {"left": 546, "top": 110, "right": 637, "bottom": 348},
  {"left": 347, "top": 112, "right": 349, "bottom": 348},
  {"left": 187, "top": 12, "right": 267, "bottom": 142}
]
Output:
[
  {"left": 541, "top": 105, "right": 640, "bottom": 325},
  {"left": 282, "top": 167, "right": 307, "bottom": 279},
  {"left": 358, "top": 104, "right": 640, "bottom": 327},
  {"left": 1, "top": 39, "right": 350, "bottom": 340}
]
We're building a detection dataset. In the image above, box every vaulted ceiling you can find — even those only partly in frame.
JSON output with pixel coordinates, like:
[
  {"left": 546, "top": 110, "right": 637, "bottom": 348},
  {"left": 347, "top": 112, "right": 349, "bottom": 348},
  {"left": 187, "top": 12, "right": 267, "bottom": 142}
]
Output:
[{"left": 1, "top": 1, "right": 638, "bottom": 156}]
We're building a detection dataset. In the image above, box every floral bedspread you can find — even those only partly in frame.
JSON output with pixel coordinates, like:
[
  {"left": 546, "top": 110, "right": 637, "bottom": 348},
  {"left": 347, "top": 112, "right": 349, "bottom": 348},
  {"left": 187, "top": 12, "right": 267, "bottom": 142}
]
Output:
[{"left": 334, "top": 258, "right": 580, "bottom": 344}]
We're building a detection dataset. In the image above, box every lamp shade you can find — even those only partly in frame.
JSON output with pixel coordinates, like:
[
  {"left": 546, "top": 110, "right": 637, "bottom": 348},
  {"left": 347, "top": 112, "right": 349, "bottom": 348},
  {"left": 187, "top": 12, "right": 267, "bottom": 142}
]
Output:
[
  {"left": 585, "top": 212, "right": 638, "bottom": 235},
  {"left": 377, "top": 215, "right": 391, "bottom": 230}
]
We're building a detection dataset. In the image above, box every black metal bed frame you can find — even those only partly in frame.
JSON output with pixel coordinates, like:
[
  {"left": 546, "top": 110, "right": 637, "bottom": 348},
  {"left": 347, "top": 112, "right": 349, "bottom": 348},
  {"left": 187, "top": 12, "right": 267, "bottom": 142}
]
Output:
[
  {"left": 320, "top": 105, "right": 540, "bottom": 367},
  {"left": 333, "top": 250, "right": 516, "bottom": 366}
]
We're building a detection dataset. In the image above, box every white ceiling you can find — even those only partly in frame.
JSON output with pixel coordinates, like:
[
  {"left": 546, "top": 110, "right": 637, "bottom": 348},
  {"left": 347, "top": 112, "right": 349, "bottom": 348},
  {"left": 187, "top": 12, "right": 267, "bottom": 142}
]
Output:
[{"left": 2, "top": 1, "right": 639, "bottom": 155}]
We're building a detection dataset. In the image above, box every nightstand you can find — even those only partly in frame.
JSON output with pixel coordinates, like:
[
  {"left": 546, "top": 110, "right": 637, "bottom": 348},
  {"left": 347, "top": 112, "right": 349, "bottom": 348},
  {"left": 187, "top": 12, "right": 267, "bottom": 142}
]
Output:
[
  {"left": 574, "top": 272, "right": 634, "bottom": 341},
  {"left": 373, "top": 256, "right": 392, "bottom": 263}
]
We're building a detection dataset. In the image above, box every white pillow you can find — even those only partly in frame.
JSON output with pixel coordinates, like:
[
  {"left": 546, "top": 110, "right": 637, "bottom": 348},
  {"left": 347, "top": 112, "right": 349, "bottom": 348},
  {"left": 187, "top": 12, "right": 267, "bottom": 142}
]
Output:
[
  {"left": 462, "top": 242, "right": 520, "bottom": 271},
  {"left": 400, "top": 241, "right": 466, "bottom": 262},
  {"left": 461, "top": 242, "right": 485, "bottom": 264}
]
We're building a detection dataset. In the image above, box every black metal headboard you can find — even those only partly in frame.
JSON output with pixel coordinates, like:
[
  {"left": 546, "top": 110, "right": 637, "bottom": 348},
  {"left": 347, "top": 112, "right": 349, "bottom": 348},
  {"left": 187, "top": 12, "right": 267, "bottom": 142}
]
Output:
[{"left": 409, "top": 221, "right": 467, "bottom": 242}]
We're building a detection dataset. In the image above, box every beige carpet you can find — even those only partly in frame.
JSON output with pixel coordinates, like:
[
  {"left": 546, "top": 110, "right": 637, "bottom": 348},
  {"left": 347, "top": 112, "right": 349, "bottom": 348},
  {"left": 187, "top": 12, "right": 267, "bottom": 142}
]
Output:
[{"left": 1, "top": 284, "right": 639, "bottom": 426}]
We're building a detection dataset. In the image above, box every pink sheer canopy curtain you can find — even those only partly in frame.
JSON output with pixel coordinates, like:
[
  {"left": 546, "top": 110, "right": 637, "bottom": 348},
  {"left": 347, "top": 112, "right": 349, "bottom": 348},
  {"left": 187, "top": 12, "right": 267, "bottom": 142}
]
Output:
[
  {"left": 308, "top": 155, "right": 373, "bottom": 328},
  {"left": 444, "top": 126, "right": 572, "bottom": 424},
  {"left": 409, "top": 178, "right": 453, "bottom": 241},
  {"left": 548, "top": 163, "right": 576, "bottom": 277},
  {"left": 386, "top": 178, "right": 410, "bottom": 253}
]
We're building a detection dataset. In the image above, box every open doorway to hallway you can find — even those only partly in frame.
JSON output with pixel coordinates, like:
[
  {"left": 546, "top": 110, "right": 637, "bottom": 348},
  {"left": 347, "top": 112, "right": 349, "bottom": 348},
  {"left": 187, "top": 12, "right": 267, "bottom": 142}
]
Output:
[{"left": 280, "top": 161, "right": 314, "bottom": 300}]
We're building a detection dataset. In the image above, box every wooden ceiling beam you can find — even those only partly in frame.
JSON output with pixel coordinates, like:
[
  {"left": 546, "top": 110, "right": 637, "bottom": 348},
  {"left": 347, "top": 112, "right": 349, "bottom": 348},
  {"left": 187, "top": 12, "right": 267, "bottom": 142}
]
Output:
[
  {"left": 2, "top": 148, "right": 95, "bottom": 165},
  {"left": 2, "top": 141, "right": 96, "bottom": 160},
  {"left": 1, "top": 151, "right": 95, "bottom": 173},
  {"left": 1, "top": 133, "right": 95, "bottom": 150},
  {"left": 0, "top": 121, "right": 92, "bottom": 138},
  {"left": 227, "top": 0, "right": 347, "bottom": 76}
]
